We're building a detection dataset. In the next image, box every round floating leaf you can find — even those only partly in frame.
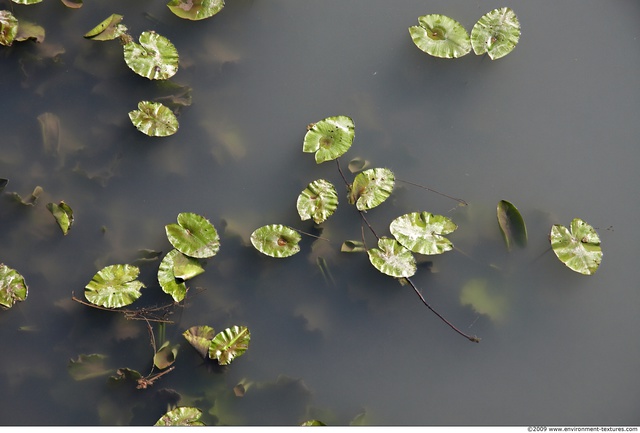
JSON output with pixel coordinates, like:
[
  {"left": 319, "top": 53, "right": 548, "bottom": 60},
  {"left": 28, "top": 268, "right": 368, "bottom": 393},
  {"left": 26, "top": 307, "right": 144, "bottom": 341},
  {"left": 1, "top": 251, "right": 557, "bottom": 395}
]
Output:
[
  {"left": 550, "top": 218, "right": 603, "bottom": 275},
  {"left": 497, "top": 200, "right": 527, "bottom": 250},
  {"left": 250, "top": 224, "right": 301, "bottom": 258},
  {"left": 348, "top": 167, "right": 395, "bottom": 211},
  {"left": 158, "top": 249, "right": 189, "bottom": 302},
  {"left": 183, "top": 325, "right": 216, "bottom": 359},
  {"left": 0, "top": 10, "right": 18, "bottom": 46},
  {"left": 367, "top": 237, "right": 417, "bottom": 278},
  {"left": 123, "top": 31, "right": 179, "bottom": 80},
  {"left": 84, "top": 264, "right": 145, "bottom": 308},
  {"left": 0, "top": 263, "right": 28, "bottom": 309},
  {"left": 409, "top": 14, "right": 471, "bottom": 59},
  {"left": 47, "top": 201, "right": 74, "bottom": 236},
  {"left": 296, "top": 179, "right": 339, "bottom": 224},
  {"left": 208, "top": 325, "right": 250, "bottom": 366},
  {"left": 167, "top": 0, "right": 225, "bottom": 21},
  {"left": 471, "top": 7, "right": 520, "bottom": 60},
  {"left": 11, "top": 0, "right": 43, "bottom": 4},
  {"left": 84, "top": 14, "right": 127, "bottom": 41},
  {"left": 390, "top": 211, "right": 457, "bottom": 255},
  {"left": 61, "top": 0, "right": 83, "bottom": 9},
  {"left": 303, "top": 116, "right": 355, "bottom": 164},
  {"left": 165, "top": 212, "right": 220, "bottom": 258},
  {"left": 129, "top": 101, "right": 179, "bottom": 137},
  {"left": 155, "top": 407, "right": 204, "bottom": 426}
]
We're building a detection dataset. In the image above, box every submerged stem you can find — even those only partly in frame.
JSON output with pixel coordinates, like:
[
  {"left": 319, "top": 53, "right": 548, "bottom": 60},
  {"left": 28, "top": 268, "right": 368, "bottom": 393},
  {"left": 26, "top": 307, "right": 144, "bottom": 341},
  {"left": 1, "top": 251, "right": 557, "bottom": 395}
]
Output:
[{"left": 397, "top": 179, "right": 468, "bottom": 206}]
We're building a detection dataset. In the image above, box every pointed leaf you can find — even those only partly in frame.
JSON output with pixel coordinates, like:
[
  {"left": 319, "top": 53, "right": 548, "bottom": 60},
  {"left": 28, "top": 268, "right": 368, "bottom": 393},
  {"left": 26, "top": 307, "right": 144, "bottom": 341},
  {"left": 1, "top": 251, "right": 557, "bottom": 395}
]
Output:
[
  {"left": 155, "top": 407, "right": 204, "bottom": 426},
  {"left": 85, "top": 264, "right": 145, "bottom": 308},
  {"left": 183, "top": 325, "right": 216, "bottom": 359},
  {"left": 208, "top": 325, "right": 250, "bottom": 365},
  {"left": 0, "top": 263, "right": 28, "bottom": 309},
  {"left": 550, "top": 218, "right": 602, "bottom": 275},
  {"left": 165, "top": 212, "right": 220, "bottom": 258},
  {"left": 158, "top": 249, "right": 188, "bottom": 302},
  {"left": 348, "top": 168, "right": 395, "bottom": 211},
  {"left": 390, "top": 211, "right": 457, "bottom": 255},
  {"left": 303, "top": 116, "right": 355, "bottom": 164},
  {"left": 497, "top": 200, "right": 527, "bottom": 250},
  {"left": 296, "top": 179, "right": 339, "bottom": 224},
  {"left": 250, "top": 224, "right": 301, "bottom": 258},
  {"left": 123, "top": 31, "right": 179, "bottom": 80},
  {"left": 47, "top": 201, "right": 74, "bottom": 235},
  {"left": 129, "top": 101, "right": 179, "bottom": 137},
  {"left": 83, "top": 14, "right": 127, "bottom": 41},
  {"left": 154, "top": 341, "right": 179, "bottom": 370},
  {"left": 471, "top": 8, "right": 521, "bottom": 60},
  {"left": 409, "top": 14, "right": 471, "bottom": 59},
  {"left": 167, "top": 0, "right": 225, "bottom": 21},
  {"left": 367, "top": 237, "right": 417, "bottom": 278}
]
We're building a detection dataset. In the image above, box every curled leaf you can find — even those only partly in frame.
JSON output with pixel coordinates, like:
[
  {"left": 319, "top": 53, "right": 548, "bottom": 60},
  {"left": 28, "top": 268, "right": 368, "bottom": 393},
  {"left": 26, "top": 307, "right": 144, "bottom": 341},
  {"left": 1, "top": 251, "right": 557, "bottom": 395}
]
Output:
[
  {"left": 0, "top": 263, "right": 28, "bottom": 309},
  {"left": 471, "top": 7, "right": 520, "bottom": 60},
  {"left": 209, "top": 325, "right": 250, "bottom": 365},
  {"left": 154, "top": 341, "right": 179, "bottom": 370},
  {"left": 47, "top": 201, "right": 74, "bottom": 235},
  {"left": 129, "top": 101, "right": 179, "bottom": 137},
  {"left": 123, "top": 31, "right": 179, "bottom": 80},
  {"left": 296, "top": 179, "right": 339, "bottom": 224},
  {"left": 84, "top": 14, "right": 127, "bottom": 41},
  {"left": 348, "top": 168, "right": 395, "bottom": 211},
  {"left": 496, "top": 200, "right": 527, "bottom": 250},
  {"left": 183, "top": 325, "right": 216, "bottom": 358}
]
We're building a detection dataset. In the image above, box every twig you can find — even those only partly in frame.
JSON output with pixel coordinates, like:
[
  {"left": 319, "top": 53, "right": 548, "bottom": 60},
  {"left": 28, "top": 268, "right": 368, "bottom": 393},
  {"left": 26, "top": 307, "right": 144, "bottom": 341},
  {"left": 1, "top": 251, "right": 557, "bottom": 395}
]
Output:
[{"left": 397, "top": 179, "right": 468, "bottom": 206}]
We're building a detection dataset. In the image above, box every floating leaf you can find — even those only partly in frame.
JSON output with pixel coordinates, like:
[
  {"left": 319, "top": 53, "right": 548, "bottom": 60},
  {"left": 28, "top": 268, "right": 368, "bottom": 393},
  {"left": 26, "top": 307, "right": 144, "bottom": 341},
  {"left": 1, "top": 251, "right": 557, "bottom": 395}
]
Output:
[
  {"left": 84, "top": 264, "right": 145, "bottom": 308},
  {"left": 348, "top": 167, "right": 395, "bottom": 211},
  {"left": 172, "top": 251, "right": 205, "bottom": 280},
  {"left": 0, "top": 263, "right": 28, "bottom": 309},
  {"left": 341, "top": 240, "right": 366, "bottom": 253},
  {"left": 348, "top": 157, "right": 369, "bottom": 173},
  {"left": 301, "top": 420, "right": 327, "bottom": 426},
  {"left": 155, "top": 407, "right": 204, "bottom": 426},
  {"left": 7, "top": 185, "right": 43, "bottom": 206},
  {"left": 123, "top": 31, "right": 179, "bottom": 80},
  {"left": 390, "top": 211, "right": 457, "bottom": 255},
  {"left": 47, "top": 201, "right": 74, "bottom": 235},
  {"left": 209, "top": 325, "right": 250, "bottom": 365},
  {"left": 250, "top": 224, "right": 301, "bottom": 258},
  {"left": 83, "top": 14, "right": 127, "bottom": 41},
  {"left": 167, "top": 0, "right": 225, "bottom": 21},
  {"left": 158, "top": 249, "right": 189, "bottom": 302},
  {"left": 296, "top": 179, "right": 339, "bottom": 224},
  {"left": 129, "top": 101, "right": 179, "bottom": 137},
  {"left": 497, "top": 200, "right": 527, "bottom": 250},
  {"left": 303, "top": 116, "right": 355, "bottom": 164},
  {"left": 550, "top": 218, "right": 603, "bottom": 275},
  {"left": 60, "top": 0, "right": 83, "bottom": 8},
  {"left": 409, "top": 14, "right": 471, "bottom": 59},
  {"left": 165, "top": 212, "right": 220, "bottom": 258},
  {"left": 471, "top": 7, "right": 520, "bottom": 60},
  {"left": 15, "top": 20, "right": 45, "bottom": 43},
  {"left": 11, "top": 0, "right": 43, "bottom": 4},
  {"left": 68, "top": 354, "right": 111, "bottom": 381},
  {"left": 183, "top": 325, "right": 216, "bottom": 359},
  {"left": 367, "top": 237, "right": 417, "bottom": 278},
  {"left": 0, "top": 11, "right": 18, "bottom": 47},
  {"left": 154, "top": 341, "right": 179, "bottom": 370}
]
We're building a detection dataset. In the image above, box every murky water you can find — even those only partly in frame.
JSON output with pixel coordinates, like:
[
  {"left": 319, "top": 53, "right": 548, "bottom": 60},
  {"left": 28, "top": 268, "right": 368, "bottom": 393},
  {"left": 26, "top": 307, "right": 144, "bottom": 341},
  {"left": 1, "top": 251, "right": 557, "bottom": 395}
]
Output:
[{"left": 1, "top": 0, "right": 639, "bottom": 426}]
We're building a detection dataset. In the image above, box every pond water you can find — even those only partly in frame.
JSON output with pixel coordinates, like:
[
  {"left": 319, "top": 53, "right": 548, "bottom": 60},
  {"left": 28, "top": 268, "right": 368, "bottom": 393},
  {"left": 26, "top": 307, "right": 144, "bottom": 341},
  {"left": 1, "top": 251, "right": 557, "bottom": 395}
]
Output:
[{"left": 1, "top": 0, "right": 639, "bottom": 426}]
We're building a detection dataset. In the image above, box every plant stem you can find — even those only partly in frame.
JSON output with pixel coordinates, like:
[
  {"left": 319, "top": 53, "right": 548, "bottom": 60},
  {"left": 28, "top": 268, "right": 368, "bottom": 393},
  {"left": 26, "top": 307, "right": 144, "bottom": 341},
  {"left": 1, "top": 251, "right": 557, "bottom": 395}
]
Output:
[{"left": 397, "top": 179, "right": 468, "bottom": 206}]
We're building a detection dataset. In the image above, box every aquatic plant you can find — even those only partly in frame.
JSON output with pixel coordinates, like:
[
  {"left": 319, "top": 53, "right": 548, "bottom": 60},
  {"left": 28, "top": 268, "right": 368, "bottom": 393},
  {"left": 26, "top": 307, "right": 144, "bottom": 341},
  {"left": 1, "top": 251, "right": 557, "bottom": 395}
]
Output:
[
  {"left": 550, "top": 218, "right": 603, "bottom": 275},
  {"left": 0, "top": 263, "right": 28, "bottom": 309},
  {"left": 496, "top": 200, "right": 527, "bottom": 250},
  {"left": 167, "top": 0, "right": 225, "bottom": 21}
]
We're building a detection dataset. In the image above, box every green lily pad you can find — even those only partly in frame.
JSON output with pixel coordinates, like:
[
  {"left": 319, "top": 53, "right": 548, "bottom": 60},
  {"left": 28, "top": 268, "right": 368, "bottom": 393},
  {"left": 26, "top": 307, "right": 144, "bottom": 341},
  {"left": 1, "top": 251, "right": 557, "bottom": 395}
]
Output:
[
  {"left": 84, "top": 14, "right": 127, "bottom": 41},
  {"left": 209, "top": 325, "right": 250, "bottom": 366},
  {"left": 84, "top": 264, "right": 145, "bottom": 308},
  {"left": 409, "top": 14, "right": 471, "bottom": 59},
  {"left": 471, "top": 7, "right": 521, "bottom": 60},
  {"left": 296, "top": 179, "right": 339, "bottom": 224},
  {"left": 167, "top": 0, "right": 225, "bottom": 21},
  {"left": 183, "top": 325, "right": 216, "bottom": 358},
  {"left": 47, "top": 201, "right": 74, "bottom": 236},
  {"left": 155, "top": 407, "right": 205, "bottom": 426},
  {"left": 367, "top": 237, "right": 417, "bottom": 278},
  {"left": 348, "top": 167, "right": 395, "bottom": 211},
  {"left": 0, "top": 11, "right": 18, "bottom": 47},
  {"left": 158, "top": 249, "right": 189, "bottom": 302},
  {"left": 550, "top": 218, "right": 603, "bottom": 275},
  {"left": 154, "top": 341, "right": 179, "bottom": 370},
  {"left": 303, "top": 115, "right": 355, "bottom": 164},
  {"left": 129, "top": 101, "right": 179, "bottom": 137},
  {"left": 11, "top": 0, "right": 43, "bottom": 4},
  {"left": 497, "top": 200, "right": 527, "bottom": 250},
  {"left": 165, "top": 212, "right": 220, "bottom": 258},
  {"left": 0, "top": 263, "right": 28, "bottom": 309},
  {"left": 390, "top": 211, "right": 457, "bottom": 255},
  {"left": 68, "top": 354, "right": 111, "bottom": 381},
  {"left": 250, "top": 224, "right": 301, "bottom": 258},
  {"left": 61, "top": 0, "right": 83, "bottom": 8},
  {"left": 123, "top": 31, "right": 179, "bottom": 80}
]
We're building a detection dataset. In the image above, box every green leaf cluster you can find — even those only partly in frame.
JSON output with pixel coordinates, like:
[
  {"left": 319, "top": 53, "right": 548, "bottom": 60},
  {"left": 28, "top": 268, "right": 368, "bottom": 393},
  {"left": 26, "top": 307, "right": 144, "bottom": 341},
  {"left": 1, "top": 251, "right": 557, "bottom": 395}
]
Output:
[{"left": 183, "top": 325, "right": 251, "bottom": 365}]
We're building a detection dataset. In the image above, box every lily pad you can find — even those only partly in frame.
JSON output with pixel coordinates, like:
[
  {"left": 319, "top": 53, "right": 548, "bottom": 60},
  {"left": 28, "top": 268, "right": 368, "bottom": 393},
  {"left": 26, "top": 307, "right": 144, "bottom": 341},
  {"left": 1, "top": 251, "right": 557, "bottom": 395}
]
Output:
[
  {"left": 11, "top": 0, "right": 43, "bottom": 4},
  {"left": 165, "top": 212, "right": 220, "bottom": 258},
  {"left": 348, "top": 167, "right": 395, "bottom": 211},
  {"left": 390, "top": 211, "right": 457, "bottom": 255},
  {"left": 157, "top": 249, "right": 189, "bottom": 302},
  {"left": 209, "top": 325, "right": 250, "bottom": 366},
  {"left": 183, "top": 325, "right": 216, "bottom": 358},
  {"left": 409, "top": 14, "right": 471, "bottom": 59},
  {"left": 0, "top": 263, "right": 28, "bottom": 309},
  {"left": 367, "top": 237, "right": 417, "bottom": 278},
  {"left": 61, "top": 0, "right": 83, "bottom": 8},
  {"left": 84, "top": 14, "right": 127, "bottom": 41},
  {"left": 154, "top": 341, "right": 179, "bottom": 370},
  {"left": 250, "top": 224, "right": 301, "bottom": 258},
  {"left": 0, "top": 11, "right": 18, "bottom": 47},
  {"left": 15, "top": 20, "right": 45, "bottom": 43},
  {"left": 296, "top": 179, "right": 339, "bottom": 224},
  {"left": 471, "top": 7, "right": 521, "bottom": 60},
  {"left": 167, "top": 0, "right": 225, "bottom": 21},
  {"left": 129, "top": 101, "right": 179, "bottom": 137},
  {"left": 497, "top": 200, "right": 527, "bottom": 250},
  {"left": 123, "top": 31, "right": 179, "bottom": 80},
  {"left": 84, "top": 264, "right": 145, "bottom": 308},
  {"left": 155, "top": 407, "right": 205, "bottom": 426},
  {"left": 303, "top": 115, "right": 355, "bottom": 164},
  {"left": 550, "top": 218, "right": 603, "bottom": 275},
  {"left": 47, "top": 201, "right": 74, "bottom": 235}
]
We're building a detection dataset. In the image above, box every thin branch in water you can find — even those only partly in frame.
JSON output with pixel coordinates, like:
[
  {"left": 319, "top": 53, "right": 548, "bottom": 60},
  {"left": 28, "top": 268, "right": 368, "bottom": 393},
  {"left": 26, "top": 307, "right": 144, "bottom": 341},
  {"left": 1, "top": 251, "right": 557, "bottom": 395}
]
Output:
[
  {"left": 358, "top": 211, "right": 380, "bottom": 240},
  {"left": 292, "top": 227, "right": 331, "bottom": 242},
  {"left": 397, "top": 179, "right": 468, "bottom": 206}
]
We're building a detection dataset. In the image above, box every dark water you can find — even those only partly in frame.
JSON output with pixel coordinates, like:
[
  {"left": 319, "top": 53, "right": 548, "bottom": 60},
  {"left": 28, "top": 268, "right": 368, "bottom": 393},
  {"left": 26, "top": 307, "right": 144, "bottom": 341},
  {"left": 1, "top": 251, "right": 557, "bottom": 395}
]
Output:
[{"left": 0, "top": 0, "right": 639, "bottom": 426}]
